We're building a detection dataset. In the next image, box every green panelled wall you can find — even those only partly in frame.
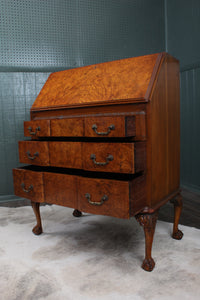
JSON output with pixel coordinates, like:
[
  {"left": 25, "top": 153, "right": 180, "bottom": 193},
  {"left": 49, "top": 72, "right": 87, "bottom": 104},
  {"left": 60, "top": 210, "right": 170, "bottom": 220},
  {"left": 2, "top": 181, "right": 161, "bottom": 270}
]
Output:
[
  {"left": 0, "top": 73, "right": 50, "bottom": 196},
  {"left": 0, "top": 0, "right": 165, "bottom": 197},
  {"left": 166, "top": 0, "right": 200, "bottom": 69},
  {"left": 166, "top": 0, "right": 200, "bottom": 192},
  {"left": 180, "top": 69, "right": 200, "bottom": 191},
  {"left": 0, "top": 0, "right": 165, "bottom": 71}
]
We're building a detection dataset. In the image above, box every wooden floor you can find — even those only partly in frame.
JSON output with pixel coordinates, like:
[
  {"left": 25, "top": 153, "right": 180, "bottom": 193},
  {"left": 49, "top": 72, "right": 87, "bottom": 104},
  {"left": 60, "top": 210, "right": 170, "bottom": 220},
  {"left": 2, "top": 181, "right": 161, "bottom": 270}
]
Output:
[
  {"left": 0, "top": 188, "right": 199, "bottom": 229},
  {"left": 159, "top": 188, "right": 200, "bottom": 229}
]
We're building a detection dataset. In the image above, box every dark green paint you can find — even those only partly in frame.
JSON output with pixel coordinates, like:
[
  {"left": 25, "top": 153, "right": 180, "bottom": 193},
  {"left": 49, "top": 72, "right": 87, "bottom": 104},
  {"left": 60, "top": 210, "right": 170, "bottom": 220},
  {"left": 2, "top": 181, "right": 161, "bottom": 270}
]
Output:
[
  {"left": 0, "top": 0, "right": 165, "bottom": 72},
  {"left": 0, "top": 73, "right": 50, "bottom": 195},
  {"left": 166, "top": 0, "right": 200, "bottom": 192},
  {"left": 180, "top": 69, "right": 200, "bottom": 191},
  {"left": 166, "top": 0, "right": 200, "bottom": 69}
]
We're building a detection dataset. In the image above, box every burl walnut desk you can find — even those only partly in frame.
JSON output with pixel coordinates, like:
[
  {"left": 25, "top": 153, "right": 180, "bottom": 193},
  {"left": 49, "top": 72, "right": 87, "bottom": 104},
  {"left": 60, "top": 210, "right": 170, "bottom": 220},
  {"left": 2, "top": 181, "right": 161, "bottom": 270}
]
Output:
[{"left": 13, "top": 52, "right": 183, "bottom": 271}]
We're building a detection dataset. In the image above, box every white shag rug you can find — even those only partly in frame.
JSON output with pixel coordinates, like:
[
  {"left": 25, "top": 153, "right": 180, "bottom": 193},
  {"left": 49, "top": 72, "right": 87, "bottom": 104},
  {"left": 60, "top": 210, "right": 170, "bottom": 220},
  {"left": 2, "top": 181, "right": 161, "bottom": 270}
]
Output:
[{"left": 0, "top": 205, "right": 200, "bottom": 300}]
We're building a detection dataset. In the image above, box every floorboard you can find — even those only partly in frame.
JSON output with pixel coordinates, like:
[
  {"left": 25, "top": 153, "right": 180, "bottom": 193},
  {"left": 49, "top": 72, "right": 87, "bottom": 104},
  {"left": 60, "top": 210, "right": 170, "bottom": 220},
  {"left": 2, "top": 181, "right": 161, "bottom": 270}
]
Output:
[{"left": 159, "top": 188, "right": 200, "bottom": 229}]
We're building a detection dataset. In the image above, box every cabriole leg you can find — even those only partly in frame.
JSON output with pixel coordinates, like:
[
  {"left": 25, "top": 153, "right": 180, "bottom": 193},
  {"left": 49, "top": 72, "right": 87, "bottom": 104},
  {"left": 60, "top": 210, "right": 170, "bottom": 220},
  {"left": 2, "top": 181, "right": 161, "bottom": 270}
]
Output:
[
  {"left": 135, "top": 211, "right": 159, "bottom": 272},
  {"left": 31, "top": 201, "right": 43, "bottom": 235},
  {"left": 73, "top": 209, "right": 82, "bottom": 217},
  {"left": 170, "top": 194, "right": 183, "bottom": 240}
]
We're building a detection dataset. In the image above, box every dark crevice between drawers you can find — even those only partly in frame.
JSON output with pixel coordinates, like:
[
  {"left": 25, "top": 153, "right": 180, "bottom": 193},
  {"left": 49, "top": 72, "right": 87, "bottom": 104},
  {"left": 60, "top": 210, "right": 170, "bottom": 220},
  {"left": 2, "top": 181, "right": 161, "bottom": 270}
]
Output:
[
  {"left": 30, "top": 137, "right": 143, "bottom": 143},
  {"left": 17, "top": 165, "right": 144, "bottom": 181}
]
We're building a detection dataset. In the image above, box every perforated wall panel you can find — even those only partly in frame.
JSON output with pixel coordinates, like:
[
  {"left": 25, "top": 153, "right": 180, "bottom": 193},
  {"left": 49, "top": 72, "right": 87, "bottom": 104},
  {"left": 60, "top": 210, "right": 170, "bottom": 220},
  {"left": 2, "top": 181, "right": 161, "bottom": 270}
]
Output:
[
  {"left": 0, "top": 72, "right": 50, "bottom": 195},
  {"left": 0, "top": 0, "right": 165, "bottom": 71}
]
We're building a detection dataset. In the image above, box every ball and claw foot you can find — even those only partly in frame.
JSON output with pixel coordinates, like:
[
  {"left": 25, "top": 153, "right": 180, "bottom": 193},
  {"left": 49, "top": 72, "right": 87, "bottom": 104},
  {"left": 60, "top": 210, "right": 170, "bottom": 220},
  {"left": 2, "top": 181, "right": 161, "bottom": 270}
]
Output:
[
  {"left": 172, "top": 229, "right": 183, "bottom": 240},
  {"left": 135, "top": 211, "right": 158, "bottom": 272},
  {"left": 32, "top": 225, "right": 43, "bottom": 235},
  {"left": 142, "top": 258, "right": 155, "bottom": 272},
  {"left": 73, "top": 209, "right": 82, "bottom": 217}
]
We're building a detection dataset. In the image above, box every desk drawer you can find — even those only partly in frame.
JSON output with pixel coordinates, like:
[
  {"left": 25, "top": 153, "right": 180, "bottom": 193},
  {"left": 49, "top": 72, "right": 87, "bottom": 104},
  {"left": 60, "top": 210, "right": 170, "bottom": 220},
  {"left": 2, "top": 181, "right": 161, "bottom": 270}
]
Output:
[
  {"left": 24, "top": 120, "right": 50, "bottom": 137},
  {"left": 13, "top": 168, "right": 44, "bottom": 202},
  {"left": 83, "top": 142, "right": 146, "bottom": 174},
  {"left": 78, "top": 177, "right": 130, "bottom": 218},
  {"left": 85, "top": 116, "right": 136, "bottom": 137},
  {"left": 85, "top": 114, "right": 146, "bottom": 139},
  {"left": 18, "top": 141, "right": 49, "bottom": 166},
  {"left": 24, "top": 114, "right": 146, "bottom": 139},
  {"left": 13, "top": 166, "right": 146, "bottom": 217},
  {"left": 18, "top": 141, "right": 145, "bottom": 173}
]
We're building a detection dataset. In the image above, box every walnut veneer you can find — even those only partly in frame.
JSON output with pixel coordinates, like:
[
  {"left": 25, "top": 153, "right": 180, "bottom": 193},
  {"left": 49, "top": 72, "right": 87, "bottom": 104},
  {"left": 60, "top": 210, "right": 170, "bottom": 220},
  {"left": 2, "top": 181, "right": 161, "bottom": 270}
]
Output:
[{"left": 13, "top": 52, "right": 183, "bottom": 271}]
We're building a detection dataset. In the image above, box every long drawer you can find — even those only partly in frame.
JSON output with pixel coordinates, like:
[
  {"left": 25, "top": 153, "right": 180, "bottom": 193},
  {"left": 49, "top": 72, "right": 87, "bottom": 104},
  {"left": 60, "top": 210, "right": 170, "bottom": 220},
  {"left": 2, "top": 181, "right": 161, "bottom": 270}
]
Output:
[
  {"left": 18, "top": 141, "right": 146, "bottom": 174},
  {"left": 13, "top": 167, "right": 146, "bottom": 218},
  {"left": 24, "top": 114, "right": 146, "bottom": 139}
]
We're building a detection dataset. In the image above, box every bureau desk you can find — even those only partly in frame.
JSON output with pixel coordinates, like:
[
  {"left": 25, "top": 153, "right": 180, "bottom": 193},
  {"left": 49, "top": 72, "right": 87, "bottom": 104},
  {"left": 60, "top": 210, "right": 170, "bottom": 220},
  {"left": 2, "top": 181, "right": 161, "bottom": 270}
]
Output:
[{"left": 13, "top": 52, "right": 183, "bottom": 271}]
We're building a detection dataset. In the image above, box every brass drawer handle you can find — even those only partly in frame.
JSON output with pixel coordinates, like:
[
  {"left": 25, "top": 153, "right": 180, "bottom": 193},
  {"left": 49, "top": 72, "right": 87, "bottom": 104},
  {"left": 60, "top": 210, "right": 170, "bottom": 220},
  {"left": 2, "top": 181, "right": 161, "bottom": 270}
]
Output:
[
  {"left": 85, "top": 193, "right": 108, "bottom": 206},
  {"left": 92, "top": 124, "right": 115, "bottom": 135},
  {"left": 21, "top": 183, "right": 33, "bottom": 193},
  {"left": 28, "top": 126, "right": 40, "bottom": 135},
  {"left": 26, "top": 151, "right": 39, "bottom": 160},
  {"left": 90, "top": 154, "right": 113, "bottom": 166}
]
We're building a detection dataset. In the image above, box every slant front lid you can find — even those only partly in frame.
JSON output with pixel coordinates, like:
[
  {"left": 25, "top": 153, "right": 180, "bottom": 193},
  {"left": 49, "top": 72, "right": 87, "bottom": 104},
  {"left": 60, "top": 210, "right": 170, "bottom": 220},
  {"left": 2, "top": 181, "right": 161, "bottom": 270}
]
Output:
[{"left": 31, "top": 53, "right": 164, "bottom": 111}]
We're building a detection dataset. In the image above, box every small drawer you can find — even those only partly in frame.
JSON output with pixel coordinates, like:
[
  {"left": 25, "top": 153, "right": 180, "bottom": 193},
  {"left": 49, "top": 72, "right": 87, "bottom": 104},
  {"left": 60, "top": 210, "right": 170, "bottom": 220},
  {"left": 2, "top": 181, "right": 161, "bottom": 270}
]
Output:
[
  {"left": 50, "top": 118, "right": 84, "bottom": 137},
  {"left": 18, "top": 141, "right": 49, "bottom": 166},
  {"left": 49, "top": 142, "right": 82, "bottom": 169},
  {"left": 24, "top": 120, "right": 50, "bottom": 137},
  {"left": 78, "top": 177, "right": 130, "bottom": 218},
  {"left": 13, "top": 168, "right": 44, "bottom": 202},
  {"left": 82, "top": 142, "right": 146, "bottom": 174},
  {"left": 84, "top": 116, "right": 136, "bottom": 138},
  {"left": 44, "top": 172, "right": 78, "bottom": 208}
]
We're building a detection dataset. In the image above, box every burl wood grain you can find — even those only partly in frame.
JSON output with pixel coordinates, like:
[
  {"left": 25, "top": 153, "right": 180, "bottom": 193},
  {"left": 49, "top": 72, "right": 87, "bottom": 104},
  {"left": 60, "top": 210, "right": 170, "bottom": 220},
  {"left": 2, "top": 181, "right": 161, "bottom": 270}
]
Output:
[
  {"left": 82, "top": 142, "right": 135, "bottom": 173},
  {"left": 50, "top": 118, "right": 84, "bottom": 137},
  {"left": 18, "top": 141, "right": 49, "bottom": 166},
  {"left": 78, "top": 177, "right": 130, "bottom": 218},
  {"left": 49, "top": 142, "right": 82, "bottom": 169},
  {"left": 24, "top": 120, "right": 50, "bottom": 138},
  {"left": 13, "top": 168, "right": 44, "bottom": 202},
  {"left": 85, "top": 115, "right": 136, "bottom": 137},
  {"left": 31, "top": 53, "right": 161, "bottom": 111},
  {"left": 44, "top": 172, "right": 78, "bottom": 208}
]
